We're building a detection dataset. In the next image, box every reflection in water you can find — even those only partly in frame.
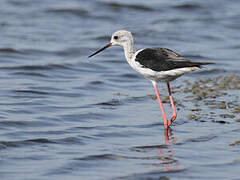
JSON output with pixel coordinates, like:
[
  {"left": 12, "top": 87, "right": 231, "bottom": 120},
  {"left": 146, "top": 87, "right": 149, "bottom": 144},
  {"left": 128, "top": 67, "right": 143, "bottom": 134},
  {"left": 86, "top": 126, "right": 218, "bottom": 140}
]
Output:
[{"left": 156, "top": 128, "right": 179, "bottom": 172}]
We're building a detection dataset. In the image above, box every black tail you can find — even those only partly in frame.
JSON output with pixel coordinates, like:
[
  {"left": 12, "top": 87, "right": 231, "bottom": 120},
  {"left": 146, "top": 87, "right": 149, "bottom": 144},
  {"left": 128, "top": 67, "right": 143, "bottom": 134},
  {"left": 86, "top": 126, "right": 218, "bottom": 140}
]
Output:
[{"left": 192, "top": 61, "right": 215, "bottom": 68}]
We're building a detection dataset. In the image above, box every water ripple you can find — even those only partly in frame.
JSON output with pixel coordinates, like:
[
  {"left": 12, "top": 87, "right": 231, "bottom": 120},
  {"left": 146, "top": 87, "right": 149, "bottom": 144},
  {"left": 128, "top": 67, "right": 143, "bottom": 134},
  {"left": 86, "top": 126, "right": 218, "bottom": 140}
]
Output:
[
  {"left": 172, "top": 3, "right": 202, "bottom": 11},
  {"left": 46, "top": 8, "right": 88, "bottom": 17},
  {"left": 0, "top": 138, "right": 55, "bottom": 149},
  {"left": 1, "top": 0, "right": 240, "bottom": 179},
  {"left": 102, "top": 2, "right": 154, "bottom": 12},
  {"left": 0, "top": 48, "right": 23, "bottom": 54}
]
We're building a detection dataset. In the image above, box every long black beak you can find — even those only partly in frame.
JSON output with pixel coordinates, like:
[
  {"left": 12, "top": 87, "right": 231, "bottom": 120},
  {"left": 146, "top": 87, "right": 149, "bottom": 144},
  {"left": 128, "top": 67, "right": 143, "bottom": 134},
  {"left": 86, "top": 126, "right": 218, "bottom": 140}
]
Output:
[{"left": 88, "top": 43, "right": 112, "bottom": 58}]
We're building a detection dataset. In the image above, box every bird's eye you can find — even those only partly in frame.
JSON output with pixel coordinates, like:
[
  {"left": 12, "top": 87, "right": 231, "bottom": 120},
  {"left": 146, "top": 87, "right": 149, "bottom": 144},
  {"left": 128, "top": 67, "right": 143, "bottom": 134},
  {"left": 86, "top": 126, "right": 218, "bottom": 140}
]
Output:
[{"left": 113, "top": 36, "right": 118, "bottom": 40}]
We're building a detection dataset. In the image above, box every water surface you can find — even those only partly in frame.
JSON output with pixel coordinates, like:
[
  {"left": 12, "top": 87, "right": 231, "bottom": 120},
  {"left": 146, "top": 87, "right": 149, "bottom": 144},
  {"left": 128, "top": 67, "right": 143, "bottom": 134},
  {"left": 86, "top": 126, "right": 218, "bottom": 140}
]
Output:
[{"left": 0, "top": 0, "right": 240, "bottom": 180}]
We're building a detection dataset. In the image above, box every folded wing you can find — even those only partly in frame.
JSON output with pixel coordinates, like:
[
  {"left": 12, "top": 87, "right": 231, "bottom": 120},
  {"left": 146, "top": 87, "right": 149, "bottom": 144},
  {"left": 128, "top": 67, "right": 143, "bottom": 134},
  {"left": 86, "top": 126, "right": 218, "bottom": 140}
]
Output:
[{"left": 135, "top": 48, "right": 213, "bottom": 71}]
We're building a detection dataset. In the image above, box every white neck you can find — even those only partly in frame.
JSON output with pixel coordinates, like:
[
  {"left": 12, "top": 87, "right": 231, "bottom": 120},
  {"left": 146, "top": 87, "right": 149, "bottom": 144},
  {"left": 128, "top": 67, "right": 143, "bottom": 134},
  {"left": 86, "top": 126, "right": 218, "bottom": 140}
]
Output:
[{"left": 122, "top": 39, "right": 135, "bottom": 62}]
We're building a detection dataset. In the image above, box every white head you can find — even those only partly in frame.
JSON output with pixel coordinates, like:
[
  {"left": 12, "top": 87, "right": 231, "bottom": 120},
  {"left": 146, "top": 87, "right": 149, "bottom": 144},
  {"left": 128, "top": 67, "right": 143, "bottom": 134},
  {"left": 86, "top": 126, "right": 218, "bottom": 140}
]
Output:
[
  {"left": 88, "top": 30, "right": 134, "bottom": 58},
  {"left": 110, "top": 30, "right": 133, "bottom": 47}
]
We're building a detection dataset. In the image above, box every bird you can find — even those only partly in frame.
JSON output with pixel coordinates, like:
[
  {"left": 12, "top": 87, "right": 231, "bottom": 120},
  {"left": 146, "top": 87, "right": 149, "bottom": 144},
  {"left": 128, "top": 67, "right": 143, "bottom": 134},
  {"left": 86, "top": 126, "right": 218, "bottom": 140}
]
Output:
[{"left": 88, "top": 30, "right": 213, "bottom": 129}]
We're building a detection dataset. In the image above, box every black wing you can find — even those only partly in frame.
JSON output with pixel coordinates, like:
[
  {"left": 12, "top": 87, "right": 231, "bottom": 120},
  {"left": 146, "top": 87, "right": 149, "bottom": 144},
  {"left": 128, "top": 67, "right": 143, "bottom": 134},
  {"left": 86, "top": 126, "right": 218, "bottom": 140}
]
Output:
[{"left": 135, "top": 48, "right": 212, "bottom": 71}]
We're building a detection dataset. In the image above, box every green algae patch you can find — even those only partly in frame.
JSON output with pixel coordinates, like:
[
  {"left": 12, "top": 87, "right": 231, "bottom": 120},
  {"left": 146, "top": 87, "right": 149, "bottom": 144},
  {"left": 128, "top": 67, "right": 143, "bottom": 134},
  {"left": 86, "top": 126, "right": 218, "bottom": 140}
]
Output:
[
  {"left": 219, "top": 114, "right": 235, "bottom": 119},
  {"left": 187, "top": 114, "right": 202, "bottom": 120},
  {"left": 233, "top": 108, "right": 240, "bottom": 114},
  {"left": 148, "top": 94, "right": 157, "bottom": 100},
  {"left": 217, "top": 75, "right": 240, "bottom": 90},
  {"left": 180, "top": 74, "right": 240, "bottom": 122},
  {"left": 229, "top": 140, "right": 240, "bottom": 146},
  {"left": 236, "top": 119, "right": 240, "bottom": 122},
  {"left": 162, "top": 96, "right": 170, "bottom": 103},
  {"left": 191, "top": 108, "right": 201, "bottom": 112},
  {"left": 128, "top": 74, "right": 239, "bottom": 123},
  {"left": 113, "top": 92, "right": 128, "bottom": 97}
]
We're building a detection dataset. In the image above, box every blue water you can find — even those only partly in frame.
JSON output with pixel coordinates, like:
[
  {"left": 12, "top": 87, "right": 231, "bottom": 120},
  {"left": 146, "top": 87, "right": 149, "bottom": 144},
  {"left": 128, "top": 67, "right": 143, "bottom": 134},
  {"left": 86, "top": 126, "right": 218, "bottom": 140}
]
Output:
[{"left": 0, "top": 0, "right": 240, "bottom": 180}]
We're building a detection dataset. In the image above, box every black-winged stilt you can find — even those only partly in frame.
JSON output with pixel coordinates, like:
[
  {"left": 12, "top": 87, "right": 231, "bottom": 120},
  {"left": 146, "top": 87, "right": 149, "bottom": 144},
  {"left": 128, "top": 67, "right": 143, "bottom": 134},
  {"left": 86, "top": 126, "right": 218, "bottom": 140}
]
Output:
[{"left": 89, "top": 30, "right": 213, "bottom": 129}]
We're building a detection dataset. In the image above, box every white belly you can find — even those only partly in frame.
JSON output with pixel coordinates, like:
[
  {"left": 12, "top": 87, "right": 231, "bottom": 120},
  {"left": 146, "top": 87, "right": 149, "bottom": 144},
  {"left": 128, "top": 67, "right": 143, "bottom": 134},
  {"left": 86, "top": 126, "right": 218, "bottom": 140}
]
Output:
[{"left": 127, "top": 57, "right": 199, "bottom": 83}]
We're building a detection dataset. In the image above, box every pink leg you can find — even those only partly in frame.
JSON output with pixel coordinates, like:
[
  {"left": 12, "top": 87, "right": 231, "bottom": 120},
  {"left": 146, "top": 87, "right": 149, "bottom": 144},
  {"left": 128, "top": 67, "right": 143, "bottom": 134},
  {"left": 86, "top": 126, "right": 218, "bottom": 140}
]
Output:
[
  {"left": 167, "top": 82, "right": 177, "bottom": 127},
  {"left": 164, "top": 128, "right": 171, "bottom": 144},
  {"left": 152, "top": 82, "right": 168, "bottom": 129}
]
